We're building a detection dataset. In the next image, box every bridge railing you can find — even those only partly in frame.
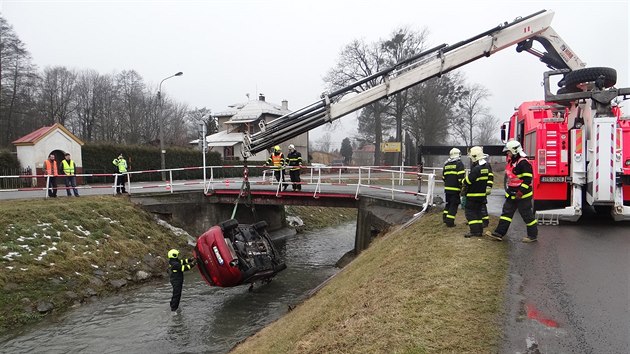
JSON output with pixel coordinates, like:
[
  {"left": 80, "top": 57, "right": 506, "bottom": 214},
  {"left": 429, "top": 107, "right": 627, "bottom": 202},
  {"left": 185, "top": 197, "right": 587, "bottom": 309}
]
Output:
[{"left": 1, "top": 165, "right": 438, "bottom": 207}]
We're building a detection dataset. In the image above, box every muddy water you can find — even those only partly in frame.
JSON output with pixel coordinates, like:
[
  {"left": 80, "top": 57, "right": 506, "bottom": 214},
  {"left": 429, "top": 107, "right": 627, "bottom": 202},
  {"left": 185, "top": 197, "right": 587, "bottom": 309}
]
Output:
[{"left": 0, "top": 222, "right": 355, "bottom": 354}]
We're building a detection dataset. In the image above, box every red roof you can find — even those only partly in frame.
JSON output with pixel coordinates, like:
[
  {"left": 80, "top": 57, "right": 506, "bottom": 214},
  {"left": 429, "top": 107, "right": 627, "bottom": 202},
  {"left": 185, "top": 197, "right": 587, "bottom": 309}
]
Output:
[
  {"left": 12, "top": 125, "right": 55, "bottom": 144},
  {"left": 12, "top": 123, "right": 84, "bottom": 146}
]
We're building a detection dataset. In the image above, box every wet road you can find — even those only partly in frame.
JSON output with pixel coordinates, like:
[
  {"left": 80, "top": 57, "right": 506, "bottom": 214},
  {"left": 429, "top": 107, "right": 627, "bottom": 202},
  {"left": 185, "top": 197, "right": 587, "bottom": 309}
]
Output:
[
  {"left": 0, "top": 222, "right": 355, "bottom": 354},
  {"left": 492, "top": 197, "right": 630, "bottom": 354}
]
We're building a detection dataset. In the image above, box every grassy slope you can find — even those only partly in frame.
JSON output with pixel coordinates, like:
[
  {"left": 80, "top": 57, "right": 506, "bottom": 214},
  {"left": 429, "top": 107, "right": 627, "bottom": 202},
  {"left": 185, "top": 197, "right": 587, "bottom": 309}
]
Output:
[
  {"left": 232, "top": 211, "right": 508, "bottom": 353},
  {"left": 0, "top": 196, "right": 192, "bottom": 334}
]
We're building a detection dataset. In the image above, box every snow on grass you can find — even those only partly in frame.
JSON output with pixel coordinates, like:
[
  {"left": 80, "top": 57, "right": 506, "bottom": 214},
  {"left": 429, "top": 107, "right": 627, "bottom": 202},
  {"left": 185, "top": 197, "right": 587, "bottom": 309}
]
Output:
[{"left": 2, "top": 252, "right": 22, "bottom": 261}]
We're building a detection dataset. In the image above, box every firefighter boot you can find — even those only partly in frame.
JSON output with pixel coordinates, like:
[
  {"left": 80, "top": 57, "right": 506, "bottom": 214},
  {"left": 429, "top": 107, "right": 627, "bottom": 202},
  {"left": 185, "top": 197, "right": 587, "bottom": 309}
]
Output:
[{"left": 485, "top": 231, "right": 504, "bottom": 241}]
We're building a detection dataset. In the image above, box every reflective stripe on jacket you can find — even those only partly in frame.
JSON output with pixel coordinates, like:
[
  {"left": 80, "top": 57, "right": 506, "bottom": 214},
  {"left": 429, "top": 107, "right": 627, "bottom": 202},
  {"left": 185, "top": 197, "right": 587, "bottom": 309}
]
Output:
[
  {"left": 463, "top": 162, "right": 489, "bottom": 200},
  {"left": 505, "top": 156, "right": 534, "bottom": 199},
  {"left": 442, "top": 158, "right": 465, "bottom": 192},
  {"left": 287, "top": 151, "right": 302, "bottom": 171},
  {"left": 266, "top": 153, "right": 285, "bottom": 170}
]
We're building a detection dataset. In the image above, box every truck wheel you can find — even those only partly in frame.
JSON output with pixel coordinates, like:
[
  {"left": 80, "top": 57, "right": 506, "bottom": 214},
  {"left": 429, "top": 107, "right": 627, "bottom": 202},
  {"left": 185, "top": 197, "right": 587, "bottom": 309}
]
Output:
[{"left": 562, "top": 67, "right": 617, "bottom": 89}]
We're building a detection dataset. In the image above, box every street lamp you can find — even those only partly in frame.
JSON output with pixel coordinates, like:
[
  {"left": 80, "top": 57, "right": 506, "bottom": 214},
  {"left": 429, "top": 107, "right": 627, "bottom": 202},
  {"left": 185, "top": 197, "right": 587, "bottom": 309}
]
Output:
[{"left": 158, "top": 71, "right": 183, "bottom": 180}]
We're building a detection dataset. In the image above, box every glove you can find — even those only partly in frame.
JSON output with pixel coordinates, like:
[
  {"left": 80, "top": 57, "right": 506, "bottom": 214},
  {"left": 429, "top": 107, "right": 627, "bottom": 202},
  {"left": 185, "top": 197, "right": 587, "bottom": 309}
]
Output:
[
  {"left": 486, "top": 186, "right": 492, "bottom": 195},
  {"left": 188, "top": 258, "right": 197, "bottom": 266},
  {"left": 515, "top": 190, "right": 523, "bottom": 199},
  {"left": 461, "top": 196, "right": 467, "bottom": 209}
]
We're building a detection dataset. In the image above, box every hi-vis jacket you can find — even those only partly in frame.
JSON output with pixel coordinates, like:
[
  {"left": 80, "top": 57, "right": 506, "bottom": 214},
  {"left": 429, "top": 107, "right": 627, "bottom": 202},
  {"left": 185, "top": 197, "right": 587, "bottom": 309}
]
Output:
[
  {"left": 61, "top": 160, "right": 75, "bottom": 175},
  {"left": 463, "top": 160, "right": 490, "bottom": 201},
  {"left": 168, "top": 257, "right": 194, "bottom": 277},
  {"left": 266, "top": 153, "right": 285, "bottom": 170},
  {"left": 505, "top": 156, "right": 533, "bottom": 199},
  {"left": 442, "top": 158, "right": 465, "bottom": 193},
  {"left": 44, "top": 160, "right": 58, "bottom": 176},
  {"left": 113, "top": 158, "right": 128, "bottom": 173}
]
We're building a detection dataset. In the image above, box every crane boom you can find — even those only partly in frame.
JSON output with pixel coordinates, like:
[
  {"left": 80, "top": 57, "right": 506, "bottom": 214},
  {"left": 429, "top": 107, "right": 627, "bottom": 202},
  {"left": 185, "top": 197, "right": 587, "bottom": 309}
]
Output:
[{"left": 243, "top": 9, "right": 585, "bottom": 157}]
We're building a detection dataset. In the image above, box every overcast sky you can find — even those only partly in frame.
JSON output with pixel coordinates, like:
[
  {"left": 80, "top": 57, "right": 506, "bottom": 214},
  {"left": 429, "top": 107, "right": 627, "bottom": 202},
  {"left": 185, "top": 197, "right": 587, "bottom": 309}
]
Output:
[{"left": 1, "top": 0, "right": 628, "bottom": 147}]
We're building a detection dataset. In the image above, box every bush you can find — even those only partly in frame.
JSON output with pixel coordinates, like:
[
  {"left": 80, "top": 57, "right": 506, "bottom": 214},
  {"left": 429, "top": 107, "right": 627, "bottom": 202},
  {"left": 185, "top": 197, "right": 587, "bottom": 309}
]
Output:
[
  {"left": 0, "top": 150, "right": 20, "bottom": 170},
  {"left": 82, "top": 144, "right": 263, "bottom": 182}
]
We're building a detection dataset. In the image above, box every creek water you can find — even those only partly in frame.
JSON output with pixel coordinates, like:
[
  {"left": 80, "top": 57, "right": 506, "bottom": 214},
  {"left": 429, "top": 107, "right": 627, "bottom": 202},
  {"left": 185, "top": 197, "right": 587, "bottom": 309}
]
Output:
[{"left": 0, "top": 221, "right": 356, "bottom": 354}]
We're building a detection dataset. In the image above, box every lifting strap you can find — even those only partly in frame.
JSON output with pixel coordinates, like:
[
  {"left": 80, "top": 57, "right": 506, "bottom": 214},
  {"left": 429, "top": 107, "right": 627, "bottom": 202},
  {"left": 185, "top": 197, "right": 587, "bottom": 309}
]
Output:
[{"left": 231, "top": 159, "right": 257, "bottom": 220}]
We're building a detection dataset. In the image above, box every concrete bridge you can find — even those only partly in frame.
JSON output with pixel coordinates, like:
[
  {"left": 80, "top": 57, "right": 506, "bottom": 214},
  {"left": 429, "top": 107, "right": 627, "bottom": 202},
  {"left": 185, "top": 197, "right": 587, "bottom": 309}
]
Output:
[{"left": 130, "top": 188, "right": 425, "bottom": 254}]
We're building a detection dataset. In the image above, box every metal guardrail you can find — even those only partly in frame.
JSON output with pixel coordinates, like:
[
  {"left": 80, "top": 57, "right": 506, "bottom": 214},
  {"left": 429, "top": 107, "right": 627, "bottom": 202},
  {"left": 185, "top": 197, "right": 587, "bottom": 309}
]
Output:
[{"left": 0, "top": 165, "right": 438, "bottom": 210}]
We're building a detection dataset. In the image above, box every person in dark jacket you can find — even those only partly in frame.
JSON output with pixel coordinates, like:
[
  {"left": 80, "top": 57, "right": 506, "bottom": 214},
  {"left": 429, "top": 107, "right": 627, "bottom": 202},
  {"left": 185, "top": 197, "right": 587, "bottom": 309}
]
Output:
[
  {"left": 286, "top": 144, "right": 303, "bottom": 191},
  {"left": 485, "top": 140, "right": 538, "bottom": 243},
  {"left": 461, "top": 146, "right": 490, "bottom": 238},
  {"left": 168, "top": 249, "right": 196, "bottom": 311},
  {"left": 442, "top": 148, "right": 466, "bottom": 227}
]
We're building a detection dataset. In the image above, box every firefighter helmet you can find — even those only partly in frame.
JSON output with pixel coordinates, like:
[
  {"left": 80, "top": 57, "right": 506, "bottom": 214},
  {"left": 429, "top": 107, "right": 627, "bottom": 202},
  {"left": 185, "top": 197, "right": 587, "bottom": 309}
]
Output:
[
  {"left": 449, "top": 148, "right": 461, "bottom": 159},
  {"left": 503, "top": 140, "right": 524, "bottom": 155},
  {"left": 288, "top": 144, "right": 295, "bottom": 150},
  {"left": 168, "top": 249, "right": 179, "bottom": 259},
  {"left": 273, "top": 145, "right": 281, "bottom": 152},
  {"left": 468, "top": 146, "right": 485, "bottom": 162}
]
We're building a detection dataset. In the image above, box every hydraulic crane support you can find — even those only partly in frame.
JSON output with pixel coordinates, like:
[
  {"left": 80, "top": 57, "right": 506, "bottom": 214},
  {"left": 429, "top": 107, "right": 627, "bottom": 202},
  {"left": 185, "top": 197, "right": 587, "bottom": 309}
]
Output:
[{"left": 242, "top": 9, "right": 585, "bottom": 157}]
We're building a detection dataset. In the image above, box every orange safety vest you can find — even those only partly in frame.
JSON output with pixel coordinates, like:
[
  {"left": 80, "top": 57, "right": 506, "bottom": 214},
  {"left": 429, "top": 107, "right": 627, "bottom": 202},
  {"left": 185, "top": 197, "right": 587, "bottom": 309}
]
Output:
[
  {"left": 506, "top": 157, "right": 526, "bottom": 188},
  {"left": 44, "top": 160, "right": 58, "bottom": 176},
  {"left": 271, "top": 154, "right": 284, "bottom": 168}
]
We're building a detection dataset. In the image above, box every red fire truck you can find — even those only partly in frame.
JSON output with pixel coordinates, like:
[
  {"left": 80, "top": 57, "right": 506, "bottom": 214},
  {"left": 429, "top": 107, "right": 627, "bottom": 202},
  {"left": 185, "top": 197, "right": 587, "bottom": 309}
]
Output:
[{"left": 501, "top": 68, "right": 630, "bottom": 223}]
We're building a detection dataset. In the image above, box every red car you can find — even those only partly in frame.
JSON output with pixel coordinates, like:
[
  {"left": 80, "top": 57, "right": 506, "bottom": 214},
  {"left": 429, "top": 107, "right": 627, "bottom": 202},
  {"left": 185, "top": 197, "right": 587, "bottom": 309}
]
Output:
[{"left": 194, "top": 219, "right": 286, "bottom": 288}]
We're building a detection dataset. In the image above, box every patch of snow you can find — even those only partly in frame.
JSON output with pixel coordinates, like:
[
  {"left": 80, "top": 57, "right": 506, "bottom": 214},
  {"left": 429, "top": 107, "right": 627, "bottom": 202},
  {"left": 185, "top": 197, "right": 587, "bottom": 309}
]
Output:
[
  {"left": 2, "top": 252, "right": 22, "bottom": 261},
  {"left": 20, "top": 268, "right": 28, "bottom": 271},
  {"left": 114, "top": 251, "right": 120, "bottom": 254},
  {"left": 75, "top": 272, "right": 81, "bottom": 275},
  {"left": 6, "top": 266, "right": 14, "bottom": 270},
  {"left": 75, "top": 225, "right": 91, "bottom": 236},
  {"left": 91, "top": 264, "right": 99, "bottom": 269}
]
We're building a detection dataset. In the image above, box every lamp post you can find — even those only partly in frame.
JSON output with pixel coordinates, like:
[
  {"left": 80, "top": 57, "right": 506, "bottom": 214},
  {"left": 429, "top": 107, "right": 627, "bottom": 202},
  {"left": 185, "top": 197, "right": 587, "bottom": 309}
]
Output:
[{"left": 158, "top": 71, "right": 183, "bottom": 180}]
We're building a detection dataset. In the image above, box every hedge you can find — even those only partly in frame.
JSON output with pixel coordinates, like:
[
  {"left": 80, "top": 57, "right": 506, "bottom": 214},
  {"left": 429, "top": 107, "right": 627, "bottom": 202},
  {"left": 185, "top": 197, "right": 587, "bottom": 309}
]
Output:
[{"left": 81, "top": 144, "right": 264, "bottom": 183}]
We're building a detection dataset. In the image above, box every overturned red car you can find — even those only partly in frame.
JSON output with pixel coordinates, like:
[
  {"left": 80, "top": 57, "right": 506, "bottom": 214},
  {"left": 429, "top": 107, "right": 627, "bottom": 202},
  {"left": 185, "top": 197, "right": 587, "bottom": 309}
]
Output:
[{"left": 193, "top": 219, "right": 286, "bottom": 288}]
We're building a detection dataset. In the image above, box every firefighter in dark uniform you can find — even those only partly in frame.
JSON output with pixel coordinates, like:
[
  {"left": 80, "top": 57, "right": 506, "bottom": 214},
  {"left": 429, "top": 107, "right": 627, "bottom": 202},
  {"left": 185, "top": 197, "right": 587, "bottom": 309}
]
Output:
[
  {"left": 265, "top": 145, "right": 288, "bottom": 191},
  {"left": 461, "top": 146, "right": 489, "bottom": 238},
  {"left": 485, "top": 140, "right": 538, "bottom": 243},
  {"left": 442, "top": 148, "right": 466, "bottom": 227},
  {"left": 286, "top": 144, "right": 303, "bottom": 191},
  {"left": 481, "top": 151, "right": 494, "bottom": 228},
  {"left": 168, "top": 249, "right": 196, "bottom": 312}
]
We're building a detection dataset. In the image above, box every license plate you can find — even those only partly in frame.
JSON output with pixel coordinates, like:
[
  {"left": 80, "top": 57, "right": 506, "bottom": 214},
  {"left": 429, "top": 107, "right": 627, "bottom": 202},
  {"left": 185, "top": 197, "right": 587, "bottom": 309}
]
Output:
[{"left": 540, "top": 176, "right": 565, "bottom": 183}]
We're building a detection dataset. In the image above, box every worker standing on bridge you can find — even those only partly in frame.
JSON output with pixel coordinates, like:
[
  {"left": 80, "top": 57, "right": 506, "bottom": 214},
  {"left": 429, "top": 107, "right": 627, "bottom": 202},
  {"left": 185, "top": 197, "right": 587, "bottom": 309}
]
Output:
[
  {"left": 442, "top": 148, "right": 465, "bottom": 227},
  {"left": 286, "top": 144, "right": 303, "bottom": 191},
  {"left": 461, "top": 146, "right": 489, "bottom": 238},
  {"left": 265, "top": 145, "right": 288, "bottom": 191},
  {"left": 168, "top": 249, "right": 196, "bottom": 312},
  {"left": 485, "top": 140, "right": 538, "bottom": 243},
  {"left": 44, "top": 153, "right": 59, "bottom": 198},
  {"left": 112, "top": 153, "right": 128, "bottom": 194}
]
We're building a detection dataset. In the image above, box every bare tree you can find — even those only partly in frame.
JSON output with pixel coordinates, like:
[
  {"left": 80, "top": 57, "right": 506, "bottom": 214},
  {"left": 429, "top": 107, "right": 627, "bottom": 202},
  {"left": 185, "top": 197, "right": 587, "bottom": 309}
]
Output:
[
  {"left": 39, "top": 66, "right": 77, "bottom": 125},
  {"left": 316, "top": 132, "right": 332, "bottom": 153},
  {"left": 404, "top": 74, "right": 466, "bottom": 146},
  {"left": 324, "top": 39, "right": 389, "bottom": 165},
  {"left": 452, "top": 83, "right": 491, "bottom": 146},
  {"left": 0, "top": 16, "right": 40, "bottom": 147},
  {"left": 115, "top": 70, "right": 146, "bottom": 143},
  {"left": 475, "top": 115, "right": 501, "bottom": 145},
  {"left": 381, "top": 27, "right": 428, "bottom": 165}
]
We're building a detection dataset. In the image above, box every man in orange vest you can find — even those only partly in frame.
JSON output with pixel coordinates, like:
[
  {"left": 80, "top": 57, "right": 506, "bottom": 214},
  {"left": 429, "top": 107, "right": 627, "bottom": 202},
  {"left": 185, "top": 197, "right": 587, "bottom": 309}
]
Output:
[
  {"left": 264, "top": 145, "right": 288, "bottom": 191},
  {"left": 44, "top": 153, "right": 59, "bottom": 198}
]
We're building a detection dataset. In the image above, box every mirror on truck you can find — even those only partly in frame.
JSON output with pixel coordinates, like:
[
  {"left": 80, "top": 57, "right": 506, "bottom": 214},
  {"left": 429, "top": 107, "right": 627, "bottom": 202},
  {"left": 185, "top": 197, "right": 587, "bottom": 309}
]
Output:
[{"left": 500, "top": 124, "right": 507, "bottom": 143}]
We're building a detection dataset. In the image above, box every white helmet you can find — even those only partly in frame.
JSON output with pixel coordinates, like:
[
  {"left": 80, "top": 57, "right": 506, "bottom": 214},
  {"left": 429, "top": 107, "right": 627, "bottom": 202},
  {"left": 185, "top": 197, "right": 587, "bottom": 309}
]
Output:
[
  {"left": 468, "top": 146, "right": 484, "bottom": 162},
  {"left": 288, "top": 144, "right": 295, "bottom": 150},
  {"left": 503, "top": 140, "right": 524, "bottom": 155},
  {"left": 449, "top": 148, "right": 461, "bottom": 159}
]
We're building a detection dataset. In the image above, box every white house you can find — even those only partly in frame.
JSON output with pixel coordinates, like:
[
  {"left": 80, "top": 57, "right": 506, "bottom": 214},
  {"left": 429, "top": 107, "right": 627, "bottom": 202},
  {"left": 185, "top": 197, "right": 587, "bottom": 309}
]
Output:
[
  {"left": 12, "top": 123, "right": 84, "bottom": 176},
  {"left": 192, "top": 94, "right": 309, "bottom": 163}
]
